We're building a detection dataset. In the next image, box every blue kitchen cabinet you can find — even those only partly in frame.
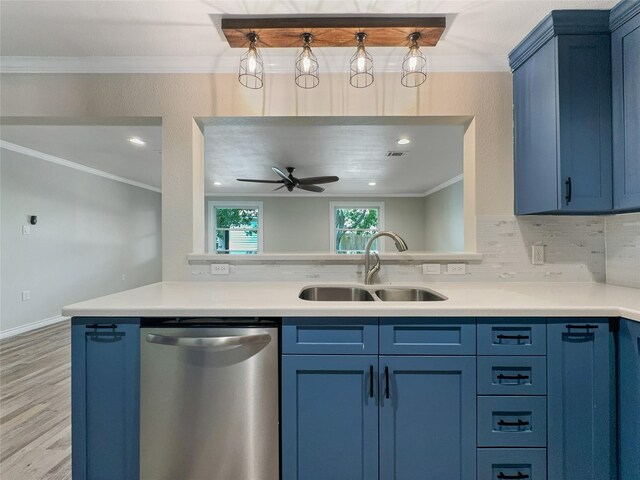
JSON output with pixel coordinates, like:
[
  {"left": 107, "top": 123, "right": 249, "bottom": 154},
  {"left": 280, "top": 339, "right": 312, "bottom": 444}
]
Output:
[
  {"left": 619, "top": 319, "right": 640, "bottom": 480},
  {"left": 510, "top": 11, "right": 613, "bottom": 214},
  {"left": 379, "top": 356, "right": 476, "bottom": 480},
  {"left": 611, "top": 2, "right": 640, "bottom": 211},
  {"left": 71, "top": 318, "right": 140, "bottom": 480},
  {"left": 547, "top": 318, "right": 612, "bottom": 480},
  {"left": 281, "top": 355, "right": 378, "bottom": 480}
]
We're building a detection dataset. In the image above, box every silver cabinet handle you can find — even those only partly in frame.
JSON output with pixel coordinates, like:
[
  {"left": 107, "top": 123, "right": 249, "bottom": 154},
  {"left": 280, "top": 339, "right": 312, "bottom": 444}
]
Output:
[{"left": 145, "top": 332, "right": 271, "bottom": 348}]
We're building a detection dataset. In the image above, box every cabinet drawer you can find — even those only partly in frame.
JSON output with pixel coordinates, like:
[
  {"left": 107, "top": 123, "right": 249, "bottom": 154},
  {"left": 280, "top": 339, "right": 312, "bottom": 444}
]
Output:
[
  {"left": 478, "top": 396, "right": 547, "bottom": 447},
  {"left": 478, "top": 449, "right": 546, "bottom": 480},
  {"left": 380, "top": 318, "right": 475, "bottom": 355},
  {"left": 477, "top": 356, "right": 546, "bottom": 396},
  {"left": 282, "top": 318, "right": 377, "bottom": 354},
  {"left": 477, "top": 319, "right": 546, "bottom": 356}
]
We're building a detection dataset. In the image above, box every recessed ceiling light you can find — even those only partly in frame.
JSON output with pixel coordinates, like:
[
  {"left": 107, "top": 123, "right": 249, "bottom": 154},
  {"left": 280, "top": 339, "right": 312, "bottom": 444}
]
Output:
[
  {"left": 213, "top": 181, "right": 222, "bottom": 186},
  {"left": 397, "top": 138, "right": 411, "bottom": 145},
  {"left": 368, "top": 182, "right": 377, "bottom": 186},
  {"left": 128, "top": 137, "right": 146, "bottom": 146}
]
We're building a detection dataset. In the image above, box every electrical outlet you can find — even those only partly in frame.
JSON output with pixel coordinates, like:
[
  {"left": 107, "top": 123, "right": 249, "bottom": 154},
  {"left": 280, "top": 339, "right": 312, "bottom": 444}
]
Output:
[
  {"left": 532, "top": 245, "right": 545, "bottom": 265},
  {"left": 422, "top": 264, "right": 441, "bottom": 275},
  {"left": 22, "top": 225, "right": 31, "bottom": 235},
  {"left": 446, "top": 263, "right": 466, "bottom": 275},
  {"left": 121, "top": 274, "right": 126, "bottom": 282},
  {"left": 21, "top": 290, "right": 30, "bottom": 301},
  {"left": 211, "top": 264, "right": 230, "bottom": 275}
]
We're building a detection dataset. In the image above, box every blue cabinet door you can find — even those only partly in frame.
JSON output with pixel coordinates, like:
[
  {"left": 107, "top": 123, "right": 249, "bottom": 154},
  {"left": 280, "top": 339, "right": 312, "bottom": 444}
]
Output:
[
  {"left": 547, "top": 319, "right": 611, "bottom": 480},
  {"left": 71, "top": 318, "right": 140, "bottom": 480},
  {"left": 619, "top": 319, "right": 640, "bottom": 480},
  {"left": 557, "top": 34, "right": 613, "bottom": 212},
  {"left": 612, "top": 11, "right": 640, "bottom": 211},
  {"left": 379, "top": 356, "right": 476, "bottom": 480},
  {"left": 281, "top": 355, "right": 378, "bottom": 480},
  {"left": 513, "top": 40, "right": 559, "bottom": 215}
]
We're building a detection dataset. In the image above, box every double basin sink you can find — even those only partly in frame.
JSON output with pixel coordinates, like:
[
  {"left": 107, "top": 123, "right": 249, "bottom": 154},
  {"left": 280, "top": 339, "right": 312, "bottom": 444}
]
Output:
[{"left": 299, "top": 285, "right": 447, "bottom": 302}]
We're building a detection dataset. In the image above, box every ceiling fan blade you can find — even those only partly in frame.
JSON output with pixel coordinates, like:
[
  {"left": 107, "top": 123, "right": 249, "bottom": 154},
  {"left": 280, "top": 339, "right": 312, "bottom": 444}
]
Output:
[
  {"left": 298, "top": 176, "right": 340, "bottom": 185},
  {"left": 271, "top": 167, "right": 292, "bottom": 182},
  {"left": 273, "top": 184, "right": 286, "bottom": 191},
  {"left": 236, "top": 178, "right": 284, "bottom": 184},
  {"left": 297, "top": 184, "right": 325, "bottom": 193}
]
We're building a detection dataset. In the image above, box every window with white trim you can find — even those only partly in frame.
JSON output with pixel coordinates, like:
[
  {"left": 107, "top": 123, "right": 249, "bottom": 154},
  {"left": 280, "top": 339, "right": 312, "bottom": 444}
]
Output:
[
  {"left": 330, "top": 202, "right": 385, "bottom": 254},
  {"left": 208, "top": 201, "right": 263, "bottom": 254}
]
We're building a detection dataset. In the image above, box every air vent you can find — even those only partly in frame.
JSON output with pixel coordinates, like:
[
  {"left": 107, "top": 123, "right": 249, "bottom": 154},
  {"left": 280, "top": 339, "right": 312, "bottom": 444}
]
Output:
[{"left": 386, "top": 151, "right": 408, "bottom": 157}]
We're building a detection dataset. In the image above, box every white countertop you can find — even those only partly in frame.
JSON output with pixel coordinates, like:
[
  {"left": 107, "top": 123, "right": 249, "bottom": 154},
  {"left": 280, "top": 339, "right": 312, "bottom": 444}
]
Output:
[{"left": 62, "top": 281, "right": 640, "bottom": 322}]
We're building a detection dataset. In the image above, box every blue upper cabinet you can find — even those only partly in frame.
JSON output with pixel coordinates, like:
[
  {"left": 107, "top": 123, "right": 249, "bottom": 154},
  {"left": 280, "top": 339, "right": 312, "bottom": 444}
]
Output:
[
  {"left": 510, "top": 11, "right": 613, "bottom": 214},
  {"left": 611, "top": 3, "right": 640, "bottom": 211},
  {"left": 281, "top": 355, "right": 379, "bottom": 480},
  {"left": 379, "top": 356, "right": 476, "bottom": 480},
  {"left": 71, "top": 318, "right": 140, "bottom": 480},
  {"left": 547, "top": 319, "right": 612, "bottom": 480},
  {"left": 618, "top": 319, "right": 640, "bottom": 480}
]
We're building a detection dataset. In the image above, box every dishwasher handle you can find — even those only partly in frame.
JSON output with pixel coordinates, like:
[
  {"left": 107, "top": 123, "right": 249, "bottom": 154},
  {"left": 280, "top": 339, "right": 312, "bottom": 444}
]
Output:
[{"left": 145, "top": 332, "right": 271, "bottom": 348}]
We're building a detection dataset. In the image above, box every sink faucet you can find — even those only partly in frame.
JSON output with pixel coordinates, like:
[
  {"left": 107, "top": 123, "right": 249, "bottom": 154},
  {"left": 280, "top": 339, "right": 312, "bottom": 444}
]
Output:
[{"left": 363, "top": 231, "right": 408, "bottom": 285}]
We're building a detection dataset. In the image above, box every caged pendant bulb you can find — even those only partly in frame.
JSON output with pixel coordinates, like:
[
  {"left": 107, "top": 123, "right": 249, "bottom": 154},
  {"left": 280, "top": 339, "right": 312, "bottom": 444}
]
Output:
[
  {"left": 401, "top": 32, "right": 428, "bottom": 88},
  {"left": 238, "top": 32, "right": 264, "bottom": 89},
  {"left": 349, "top": 32, "right": 374, "bottom": 88},
  {"left": 295, "top": 33, "right": 320, "bottom": 89}
]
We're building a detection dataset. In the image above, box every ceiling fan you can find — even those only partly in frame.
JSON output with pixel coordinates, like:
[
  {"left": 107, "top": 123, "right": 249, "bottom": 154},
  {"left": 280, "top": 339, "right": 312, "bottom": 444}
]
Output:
[{"left": 237, "top": 166, "right": 339, "bottom": 193}]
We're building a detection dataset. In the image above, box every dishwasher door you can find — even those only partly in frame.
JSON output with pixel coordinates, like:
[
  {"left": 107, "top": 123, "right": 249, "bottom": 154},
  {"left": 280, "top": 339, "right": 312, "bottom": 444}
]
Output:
[{"left": 140, "top": 327, "right": 279, "bottom": 480}]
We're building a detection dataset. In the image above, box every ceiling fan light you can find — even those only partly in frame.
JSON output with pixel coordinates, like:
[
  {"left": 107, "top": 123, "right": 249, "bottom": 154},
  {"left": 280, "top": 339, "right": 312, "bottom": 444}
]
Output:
[
  {"left": 238, "top": 32, "right": 264, "bottom": 89},
  {"left": 295, "top": 33, "right": 320, "bottom": 89},
  {"left": 350, "top": 32, "right": 374, "bottom": 88},
  {"left": 401, "top": 32, "right": 427, "bottom": 88}
]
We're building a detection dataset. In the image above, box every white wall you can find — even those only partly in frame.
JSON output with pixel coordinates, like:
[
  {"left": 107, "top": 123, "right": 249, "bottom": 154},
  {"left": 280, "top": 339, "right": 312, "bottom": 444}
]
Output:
[
  {"left": 205, "top": 196, "right": 427, "bottom": 253},
  {"left": 0, "top": 148, "right": 162, "bottom": 335},
  {"left": 423, "top": 180, "right": 465, "bottom": 251}
]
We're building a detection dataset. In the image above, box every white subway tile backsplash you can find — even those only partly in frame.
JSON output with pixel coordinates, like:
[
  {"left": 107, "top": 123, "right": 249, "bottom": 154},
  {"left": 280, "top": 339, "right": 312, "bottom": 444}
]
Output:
[{"left": 192, "top": 215, "right": 609, "bottom": 283}]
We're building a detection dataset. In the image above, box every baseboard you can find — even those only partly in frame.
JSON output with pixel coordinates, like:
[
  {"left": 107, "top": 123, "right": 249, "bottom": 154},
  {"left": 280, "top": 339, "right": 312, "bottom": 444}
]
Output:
[{"left": 0, "top": 314, "right": 68, "bottom": 340}]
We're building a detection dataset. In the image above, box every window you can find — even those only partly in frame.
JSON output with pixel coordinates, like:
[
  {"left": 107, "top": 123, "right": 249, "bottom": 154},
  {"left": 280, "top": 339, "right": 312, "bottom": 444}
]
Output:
[
  {"left": 330, "top": 202, "right": 384, "bottom": 254},
  {"left": 208, "top": 201, "right": 263, "bottom": 254}
]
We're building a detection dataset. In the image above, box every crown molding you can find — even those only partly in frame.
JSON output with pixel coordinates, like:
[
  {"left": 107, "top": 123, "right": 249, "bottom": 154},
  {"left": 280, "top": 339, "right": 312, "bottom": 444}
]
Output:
[
  {"left": 0, "top": 54, "right": 509, "bottom": 74},
  {"left": 0, "top": 140, "right": 161, "bottom": 193},
  {"left": 423, "top": 174, "right": 463, "bottom": 197}
]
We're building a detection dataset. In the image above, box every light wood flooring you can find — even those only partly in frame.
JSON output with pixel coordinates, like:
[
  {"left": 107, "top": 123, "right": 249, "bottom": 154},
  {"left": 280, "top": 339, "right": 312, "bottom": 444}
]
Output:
[{"left": 0, "top": 321, "right": 71, "bottom": 480}]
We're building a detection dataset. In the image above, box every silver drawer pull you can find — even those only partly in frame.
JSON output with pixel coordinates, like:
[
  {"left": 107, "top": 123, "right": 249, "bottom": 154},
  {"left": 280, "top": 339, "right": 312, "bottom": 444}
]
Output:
[{"left": 146, "top": 332, "right": 271, "bottom": 348}]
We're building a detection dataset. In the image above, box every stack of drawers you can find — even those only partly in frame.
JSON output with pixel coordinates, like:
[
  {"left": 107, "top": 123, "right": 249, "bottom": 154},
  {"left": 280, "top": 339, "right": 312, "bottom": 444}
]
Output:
[{"left": 476, "top": 319, "right": 548, "bottom": 480}]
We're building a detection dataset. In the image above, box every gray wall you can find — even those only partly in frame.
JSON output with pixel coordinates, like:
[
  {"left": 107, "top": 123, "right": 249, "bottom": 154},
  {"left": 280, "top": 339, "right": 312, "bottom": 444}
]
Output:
[
  {"left": 423, "top": 180, "right": 465, "bottom": 251},
  {"left": 0, "top": 148, "right": 162, "bottom": 334},
  {"left": 205, "top": 196, "right": 427, "bottom": 253},
  {"left": 605, "top": 212, "right": 640, "bottom": 288}
]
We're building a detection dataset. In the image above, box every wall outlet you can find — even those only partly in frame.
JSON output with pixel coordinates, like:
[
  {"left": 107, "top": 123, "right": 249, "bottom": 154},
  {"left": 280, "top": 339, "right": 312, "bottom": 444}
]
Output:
[
  {"left": 532, "top": 245, "right": 545, "bottom": 265},
  {"left": 22, "top": 225, "right": 31, "bottom": 235},
  {"left": 422, "top": 264, "right": 441, "bottom": 275},
  {"left": 21, "top": 290, "right": 30, "bottom": 301},
  {"left": 121, "top": 274, "right": 126, "bottom": 282},
  {"left": 211, "top": 263, "right": 230, "bottom": 275},
  {"left": 446, "top": 263, "right": 466, "bottom": 275}
]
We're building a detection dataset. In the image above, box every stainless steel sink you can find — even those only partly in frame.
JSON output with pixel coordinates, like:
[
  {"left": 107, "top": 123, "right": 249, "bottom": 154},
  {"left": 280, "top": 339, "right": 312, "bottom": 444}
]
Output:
[
  {"left": 299, "top": 286, "right": 375, "bottom": 302},
  {"left": 374, "top": 287, "right": 447, "bottom": 302}
]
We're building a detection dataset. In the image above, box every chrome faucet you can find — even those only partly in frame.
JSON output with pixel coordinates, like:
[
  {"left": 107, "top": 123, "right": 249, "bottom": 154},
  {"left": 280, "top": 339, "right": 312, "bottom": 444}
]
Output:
[{"left": 363, "top": 231, "right": 408, "bottom": 285}]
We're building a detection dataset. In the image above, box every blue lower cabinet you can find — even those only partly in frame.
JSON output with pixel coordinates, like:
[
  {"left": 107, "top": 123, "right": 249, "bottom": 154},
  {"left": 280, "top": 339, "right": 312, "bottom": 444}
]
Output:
[
  {"left": 379, "top": 356, "right": 476, "bottom": 480},
  {"left": 71, "top": 318, "right": 140, "bottom": 480},
  {"left": 380, "top": 317, "right": 476, "bottom": 355},
  {"left": 477, "top": 396, "right": 547, "bottom": 448},
  {"left": 619, "top": 319, "right": 640, "bottom": 480},
  {"left": 478, "top": 448, "right": 547, "bottom": 480},
  {"left": 477, "top": 356, "right": 547, "bottom": 396},
  {"left": 547, "top": 318, "right": 612, "bottom": 480},
  {"left": 281, "top": 355, "right": 378, "bottom": 480}
]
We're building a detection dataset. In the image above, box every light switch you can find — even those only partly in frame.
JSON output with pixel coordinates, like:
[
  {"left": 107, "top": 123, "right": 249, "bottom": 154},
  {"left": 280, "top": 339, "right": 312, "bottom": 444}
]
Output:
[
  {"left": 22, "top": 225, "right": 31, "bottom": 235},
  {"left": 423, "top": 264, "right": 441, "bottom": 275}
]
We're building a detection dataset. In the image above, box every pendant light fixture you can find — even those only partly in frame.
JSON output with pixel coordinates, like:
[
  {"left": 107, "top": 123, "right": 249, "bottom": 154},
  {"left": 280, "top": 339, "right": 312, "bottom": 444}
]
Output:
[
  {"left": 401, "top": 32, "right": 428, "bottom": 88},
  {"left": 238, "top": 32, "right": 264, "bottom": 89},
  {"left": 295, "top": 33, "right": 319, "bottom": 89},
  {"left": 349, "top": 32, "right": 374, "bottom": 88}
]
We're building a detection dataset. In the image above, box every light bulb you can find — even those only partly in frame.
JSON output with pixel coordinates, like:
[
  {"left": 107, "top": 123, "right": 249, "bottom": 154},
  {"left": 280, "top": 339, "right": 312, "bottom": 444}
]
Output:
[
  {"left": 408, "top": 56, "right": 418, "bottom": 72},
  {"left": 356, "top": 46, "right": 367, "bottom": 73},
  {"left": 247, "top": 50, "right": 257, "bottom": 74},
  {"left": 302, "top": 55, "right": 311, "bottom": 73}
]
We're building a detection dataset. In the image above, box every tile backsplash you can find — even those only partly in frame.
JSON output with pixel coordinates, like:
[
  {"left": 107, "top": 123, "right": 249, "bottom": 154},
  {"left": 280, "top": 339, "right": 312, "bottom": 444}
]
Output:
[
  {"left": 606, "top": 212, "right": 640, "bottom": 288},
  {"left": 192, "top": 215, "right": 609, "bottom": 283}
]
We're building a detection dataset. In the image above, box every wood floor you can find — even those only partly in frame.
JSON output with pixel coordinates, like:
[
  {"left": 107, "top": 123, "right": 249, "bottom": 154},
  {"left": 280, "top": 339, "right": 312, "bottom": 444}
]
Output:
[{"left": 0, "top": 321, "right": 71, "bottom": 480}]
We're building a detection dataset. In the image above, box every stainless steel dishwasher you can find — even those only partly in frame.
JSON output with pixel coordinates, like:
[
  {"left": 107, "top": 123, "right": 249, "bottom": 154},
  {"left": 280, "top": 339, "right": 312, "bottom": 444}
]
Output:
[{"left": 140, "top": 318, "right": 279, "bottom": 480}]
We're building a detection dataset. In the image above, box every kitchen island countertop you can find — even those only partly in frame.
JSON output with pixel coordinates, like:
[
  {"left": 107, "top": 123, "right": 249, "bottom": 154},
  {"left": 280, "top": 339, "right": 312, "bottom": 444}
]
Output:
[{"left": 62, "top": 281, "right": 640, "bottom": 322}]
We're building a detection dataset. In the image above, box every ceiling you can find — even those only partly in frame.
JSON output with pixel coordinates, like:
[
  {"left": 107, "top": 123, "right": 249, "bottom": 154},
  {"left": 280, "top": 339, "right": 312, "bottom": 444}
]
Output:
[
  {"left": 203, "top": 117, "right": 464, "bottom": 196},
  {"left": 0, "top": 125, "right": 163, "bottom": 189},
  {"left": 0, "top": 1, "right": 619, "bottom": 73}
]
